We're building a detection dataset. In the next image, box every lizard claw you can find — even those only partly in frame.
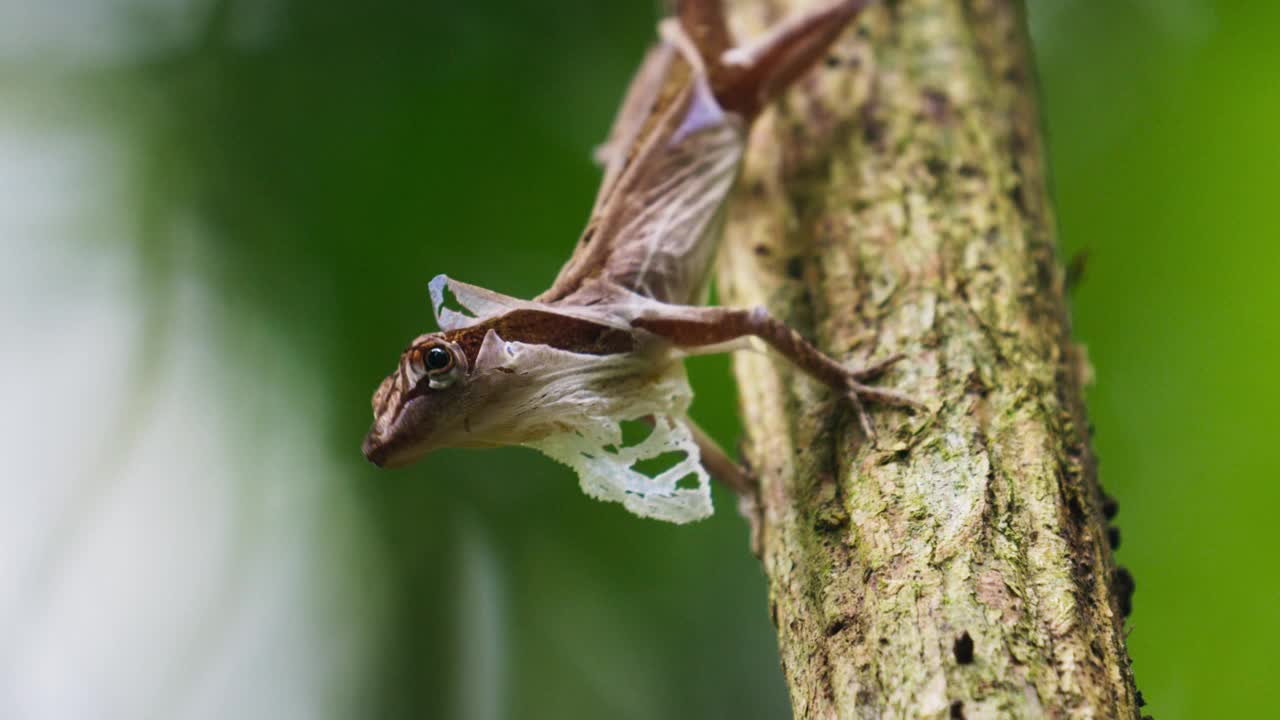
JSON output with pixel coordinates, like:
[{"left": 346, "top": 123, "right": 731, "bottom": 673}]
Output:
[
  {"left": 844, "top": 355, "right": 926, "bottom": 443},
  {"left": 848, "top": 352, "right": 907, "bottom": 381}
]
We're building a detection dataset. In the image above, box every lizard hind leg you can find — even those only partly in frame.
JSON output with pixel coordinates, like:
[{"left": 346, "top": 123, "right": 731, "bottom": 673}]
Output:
[
  {"left": 675, "top": 0, "right": 736, "bottom": 63},
  {"left": 685, "top": 416, "right": 765, "bottom": 555},
  {"left": 668, "top": 0, "right": 871, "bottom": 120}
]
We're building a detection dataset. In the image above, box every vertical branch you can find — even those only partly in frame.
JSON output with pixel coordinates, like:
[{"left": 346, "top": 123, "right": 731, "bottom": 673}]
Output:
[{"left": 717, "top": 0, "right": 1138, "bottom": 716}]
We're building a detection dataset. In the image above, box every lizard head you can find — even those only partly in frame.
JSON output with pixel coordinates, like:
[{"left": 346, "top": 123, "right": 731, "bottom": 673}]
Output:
[
  {"left": 361, "top": 274, "right": 660, "bottom": 470},
  {"left": 361, "top": 333, "right": 476, "bottom": 468},
  {"left": 362, "top": 323, "right": 590, "bottom": 467},
  {"left": 357, "top": 285, "right": 714, "bottom": 522}
]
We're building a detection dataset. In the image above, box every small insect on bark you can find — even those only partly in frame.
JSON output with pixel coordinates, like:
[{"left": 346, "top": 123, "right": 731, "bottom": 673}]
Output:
[{"left": 362, "top": 0, "right": 919, "bottom": 524}]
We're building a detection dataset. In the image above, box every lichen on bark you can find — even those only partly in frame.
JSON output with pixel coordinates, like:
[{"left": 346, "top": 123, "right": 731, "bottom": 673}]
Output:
[{"left": 716, "top": 1, "right": 1139, "bottom": 717}]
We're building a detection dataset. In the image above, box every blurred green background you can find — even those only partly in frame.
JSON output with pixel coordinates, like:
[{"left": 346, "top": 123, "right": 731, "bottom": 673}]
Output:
[{"left": 1, "top": 1, "right": 1274, "bottom": 718}]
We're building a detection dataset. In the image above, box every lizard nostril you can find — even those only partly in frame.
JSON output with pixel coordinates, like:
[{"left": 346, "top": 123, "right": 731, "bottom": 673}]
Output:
[{"left": 361, "top": 430, "right": 388, "bottom": 466}]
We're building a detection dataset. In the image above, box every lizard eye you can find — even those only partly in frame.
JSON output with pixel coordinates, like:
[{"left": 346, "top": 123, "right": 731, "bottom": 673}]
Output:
[
  {"left": 406, "top": 341, "right": 462, "bottom": 390},
  {"left": 409, "top": 344, "right": 454, "bottom": 376},
  {"left": 426, "top": 346, "right": 452, "bottom": 372}
]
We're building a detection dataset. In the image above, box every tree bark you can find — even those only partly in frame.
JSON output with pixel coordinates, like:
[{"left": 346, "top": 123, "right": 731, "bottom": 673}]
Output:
[{"left": 717, "top": 1, "right": 1139, "bottom": 717}]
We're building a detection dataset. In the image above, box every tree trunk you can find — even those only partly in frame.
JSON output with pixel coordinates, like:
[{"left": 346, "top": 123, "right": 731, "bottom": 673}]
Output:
[{"left": 717, "top": 1, "right": 1139, "bottom": 717}]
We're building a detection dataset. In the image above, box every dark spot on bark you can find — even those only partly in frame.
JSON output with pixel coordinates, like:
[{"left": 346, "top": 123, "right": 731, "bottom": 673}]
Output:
[
  {"left": 1113, "top": 566, "right": 1136, "bottom": 617},
  {"left": 494, "top": 366, "right": 515, "bottom": 374},
  {"left": 1108, "top": 526, "right": 1121, "bottom": 550},
  {"left": 754, "top": 244, "right": 772, "bottom": 257},
  {"left": 862, "top": 118, "right": 885, "bottom": 146},
  {"left": 857, "top": 689, "right": 873, "bottom": 705},
  {"left": 825, "top": 618, "right": 848, "bottom": 637},
  {"left": 785, "top": 256, "right": 805, "bottom": 279},
  {"left": 1083, "top": 564, "right": 1099, "bottom": 594},
  {"left": 957, "top": 163, "right": 983, "bottom": 178},
  {"left": 769, "top": 602, "right": 779, "bottom": 627},
  {"left": 1008, "top": 183, "right": 1027, "bottom": 215},
  {"left": 825, "top": 55, "right": 841, "bottom": 68},
  {"left": 925, "top": 156, "right": 947, "bottom": 179},
  {"left": 856, "top": 25, "right": 870, "bottom": 39},
  {"left": 1010, "top": 130, "right": 1028, "bottom": 155},
  {"left": 579, "top": 227, "right": 594, "bottom": 246},
  {"left": 950, "top": 700, "right": 965, "bottom": 719},
  {"left": 1036, "top": 256, "right": 1056, "bottom": 295},
  {"left": 1067, "top": 494, "right": 1086, "bottom": 525},
  {"left": 1136, "top": 690, "right": 1147, "bottom": 707},
  {"left": 1102, "top": 494, "right": 1119, "bottom": 519},
  {"left": 750, "top": 180, "right": 766, "bottom": 198},
  {"left": 985, "top": 226, "right": 1000, "bottom": 243},
  {"left": 966, "top": 370, "right": 990, "bottom": 397},
  {"left": 1004, "top": 66, "right": 1024, "bottom": 85},
  {"left": 953, "top": 631, "right": 975, "bottom": 664},
  {"left": 922, "top": 87, "right": 952, "bottom": 124},
  {"left": 860, "top": 101, "right": 885, "bottom": 146}
]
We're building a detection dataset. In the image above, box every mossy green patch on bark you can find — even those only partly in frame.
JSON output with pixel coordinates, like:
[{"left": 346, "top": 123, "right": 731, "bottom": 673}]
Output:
[{"left": 718, "top": 1, "right": 1138, "bottom": 717}]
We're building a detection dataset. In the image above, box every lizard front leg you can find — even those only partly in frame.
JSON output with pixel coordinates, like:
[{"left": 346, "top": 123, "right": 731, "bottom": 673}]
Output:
[{"left": 634, "top": 305, "right": 922, "bottom": 440}]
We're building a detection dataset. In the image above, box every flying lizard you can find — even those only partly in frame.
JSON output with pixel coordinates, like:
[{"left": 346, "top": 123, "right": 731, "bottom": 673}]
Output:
[{"left": 362, "top": 0, "right": 918, "bottom": 523}]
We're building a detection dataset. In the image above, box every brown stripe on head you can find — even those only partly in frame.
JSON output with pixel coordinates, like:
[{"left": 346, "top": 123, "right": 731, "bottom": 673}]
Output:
[
  {"left": 370, "top": 371, "right": 401, "bottom": 428},
  {"left": 443, "top": 309, "right": 635, "bottom": 367}
]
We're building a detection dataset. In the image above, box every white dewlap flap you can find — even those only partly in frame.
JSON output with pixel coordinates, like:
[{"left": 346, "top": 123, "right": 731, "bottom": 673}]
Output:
[
  {"left": 428, "top": 274, "right": 714, "bottom": 523},
  {"left": 525, "top": 363, "right": 713, "bottom": 524}
]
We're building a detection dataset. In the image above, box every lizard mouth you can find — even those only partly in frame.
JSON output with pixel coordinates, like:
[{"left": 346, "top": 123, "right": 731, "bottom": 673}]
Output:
[
  {"left": 361, "top": 422, "right": 425, "bottom": 469},
  {"left": 361, "top": 426, "right": 397, "bottom": 467},
  {"left": 362, "top": 392, "right": 438, "bottom": 469},
  {"left": 362, "top": 429, "right": 432, "bottom": 469}
]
